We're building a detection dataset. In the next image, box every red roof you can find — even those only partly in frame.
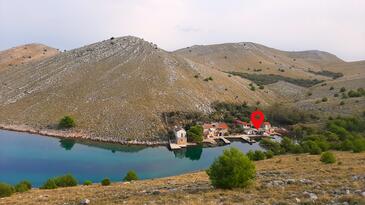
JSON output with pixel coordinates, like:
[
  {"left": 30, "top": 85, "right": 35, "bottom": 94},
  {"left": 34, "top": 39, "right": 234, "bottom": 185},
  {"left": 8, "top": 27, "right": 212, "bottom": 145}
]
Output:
[
  {"left": 243, "top": 122, "right": 250, "bottom": 125},
  {"left": 263, "top": 122, "right": 271, "bottom": 125},
  {"left": 217, "top": 123, "right": 228, "bottom": 129}
]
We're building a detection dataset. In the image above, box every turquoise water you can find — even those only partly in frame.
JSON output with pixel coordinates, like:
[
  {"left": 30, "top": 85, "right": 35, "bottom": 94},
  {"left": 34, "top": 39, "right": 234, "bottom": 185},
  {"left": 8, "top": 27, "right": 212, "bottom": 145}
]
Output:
[{"left": 0, "top": 130, "right": 264, "bottom": 187}]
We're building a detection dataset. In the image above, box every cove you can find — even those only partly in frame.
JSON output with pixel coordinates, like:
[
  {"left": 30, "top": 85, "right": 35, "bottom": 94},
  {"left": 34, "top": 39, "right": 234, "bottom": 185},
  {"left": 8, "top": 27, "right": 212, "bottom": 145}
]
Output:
[{"left": 0, "top": 130, "right": 266, "bottom": 187}]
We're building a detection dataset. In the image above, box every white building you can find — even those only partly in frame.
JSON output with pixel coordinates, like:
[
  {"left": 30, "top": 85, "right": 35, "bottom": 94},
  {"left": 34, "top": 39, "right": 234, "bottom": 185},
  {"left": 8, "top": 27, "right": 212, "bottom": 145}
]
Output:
[{"left": 173, "top": 127, "right": 187, "bottom": 146}]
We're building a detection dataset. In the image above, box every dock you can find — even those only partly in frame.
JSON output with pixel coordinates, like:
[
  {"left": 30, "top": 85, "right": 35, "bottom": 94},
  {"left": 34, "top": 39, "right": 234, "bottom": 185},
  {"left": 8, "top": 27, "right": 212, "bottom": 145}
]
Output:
[
  {"left": 225, "top": 135, "right": 257, "bottom": 143},
  {"left": 169, "top": 142, "right": 188, "bottom": 150},
  {"left": 218, "top": 136, "right": 231, "bottom": 144},
  {"left": 203, "top": 138, "right": 217, "bottom": 145}
]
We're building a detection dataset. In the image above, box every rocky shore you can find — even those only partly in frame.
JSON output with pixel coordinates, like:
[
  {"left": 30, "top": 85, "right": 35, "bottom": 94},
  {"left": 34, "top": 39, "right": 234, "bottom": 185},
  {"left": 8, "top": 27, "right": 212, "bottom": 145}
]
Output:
[{"left": 0, "top": 124, "right": 168, "bottom": 146}]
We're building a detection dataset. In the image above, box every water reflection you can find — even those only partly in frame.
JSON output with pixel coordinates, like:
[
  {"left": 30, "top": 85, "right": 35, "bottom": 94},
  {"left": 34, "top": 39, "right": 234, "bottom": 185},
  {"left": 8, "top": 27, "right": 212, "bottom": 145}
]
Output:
[
  {"left": 59, "top": 139, "right": 76, "bottom": 150},
  {"left": 173, "top": 145, "right": 203, "bottom": 160}
]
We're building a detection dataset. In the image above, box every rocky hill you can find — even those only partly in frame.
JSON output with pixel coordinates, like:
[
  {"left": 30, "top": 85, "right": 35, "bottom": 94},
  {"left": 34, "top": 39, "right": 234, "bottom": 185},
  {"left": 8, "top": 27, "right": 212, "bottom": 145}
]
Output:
[
  {"left": 0, "top": 44, "right": 59, "bottom": 72},
  {"left": 0, "top": 37, "right": 364, "bottom": 141},
  {"left": 0, "top": 37, "right": 279, "bottom": 142}
]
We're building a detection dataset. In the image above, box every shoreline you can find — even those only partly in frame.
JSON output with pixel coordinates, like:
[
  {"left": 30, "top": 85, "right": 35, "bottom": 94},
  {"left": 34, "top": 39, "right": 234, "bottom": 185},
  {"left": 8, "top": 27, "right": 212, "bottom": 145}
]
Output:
[{"left": 0, "top": 124, "right": 168, "bottom": 147}]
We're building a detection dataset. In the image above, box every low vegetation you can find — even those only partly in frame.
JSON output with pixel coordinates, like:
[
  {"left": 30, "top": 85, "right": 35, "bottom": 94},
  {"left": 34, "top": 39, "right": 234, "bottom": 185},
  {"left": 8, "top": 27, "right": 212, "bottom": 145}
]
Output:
[
  {"left": 83, "top": 180, "right": 92, "bottom": 186},
  {"left": 0, "top": 183, "right": 15, "bottom": 198},
  {"left": 308, "top": 70, "right": 343, "bottom": 79},
  {"left": 320, "top": 151, "right": 336, "bottom": 164},
  {"left": 101, "top": 178, "right": 111, "bottom": 186},
  {"left": 206, "top": 147, "right": 256, "bottom": 189},
  {"left": 123, "top": 170, "right": 139, "bottom": 182},
  {"left": 58, "top": 116, "right": 76, "bottom": 129},
  {"left": 228, "top": 72, "right": 323, "bottom": 87}
]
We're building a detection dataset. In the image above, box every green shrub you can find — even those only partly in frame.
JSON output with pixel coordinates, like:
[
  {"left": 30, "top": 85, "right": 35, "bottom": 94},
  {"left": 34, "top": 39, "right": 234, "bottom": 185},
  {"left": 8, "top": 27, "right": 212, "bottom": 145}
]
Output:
[
  {"left": 259, "top": 85, "right": 264, "bottom": 90},
  {"left": 123, "top": 170, "right": 139, "bottom": 181},
  {"left": 329, "top": 86, "right": 334, "bottom": 90},
  {"left": 187, "top": 125, "right": 203, "bottom": 143},
  {"left": 253, "top": 150, "right": 266, "bottom": 161},
  {"left": 54, "top": 174, "right": 78, "bottom": 187},
  {"left": 301, "top": 141, "right": 322, "bottom": 155},
  {"left": 246, "top": 150, "right": 255, "bottom": 161},
  {"left": 307, "top": 92, "right": 312, "bottom": 96},
  {"left": 334, "top": 93, "right": 339, "bottom": 97},
  {"left": 0, "top": 183, "right": 15, "bottom": 198},
  {"left": 206, "top": 148, "right": 256, "bottom": 189},
  {"left": 83, "top": 180, "right": 92, "bottom": 186},
  {"left": 340, "top": 101, "right": 345, "bottom": 105},
  {"left": 322, "top": 97, "right": 328, "bottom": 102},
  {"left": 320, "top": 151, "right": 336, "bottom": 164},
  {"left": 340, "top": 87, "right": 346, "bottom": 92},
  {"left": 101, "top": 178, "right": 111, "bottom": 186},
  {"left": 259, "top": 138, "right": 282, "bottom": 155},
  {"left": 58, "top": 116, "right": 76, "bottom": 129},
  {"left": 41, "top": 179, "right": 58, "bottom": 189},
  {"left": 265, "top": 150, "right": 274, "bottom": 159},
  {"left": 352, "top": 138, "right": 365, "bottom": 153},
  {"left": 15, "top": 181, "right": 31, "bottom": 192}
]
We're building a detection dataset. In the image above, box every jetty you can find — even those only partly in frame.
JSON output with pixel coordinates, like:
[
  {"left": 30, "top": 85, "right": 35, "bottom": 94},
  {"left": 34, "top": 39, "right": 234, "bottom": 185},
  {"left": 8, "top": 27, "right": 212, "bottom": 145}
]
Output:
[
  {"left": 225, "top": 135, "right": 257, "bottom": 143},
  {"left": 218, "top": 136, "right": 231, "bottom": 144}
]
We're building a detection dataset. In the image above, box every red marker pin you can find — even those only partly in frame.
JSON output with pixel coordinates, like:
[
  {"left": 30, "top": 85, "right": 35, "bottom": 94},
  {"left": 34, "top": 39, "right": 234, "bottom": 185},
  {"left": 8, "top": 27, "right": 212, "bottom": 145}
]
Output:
[{"left": 250, "top": 110, "right": 265, "bottom": 129}]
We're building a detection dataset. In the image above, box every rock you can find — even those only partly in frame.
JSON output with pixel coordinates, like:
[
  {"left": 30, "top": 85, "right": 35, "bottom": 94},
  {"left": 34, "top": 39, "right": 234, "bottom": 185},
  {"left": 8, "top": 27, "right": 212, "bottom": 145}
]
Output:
[
  {"left": 304, "top": 192, "right": 318, "bottom": 200},
  {"left": 286, "top": 179, "right": 296, "bottom": 184},
  {"left": 80, "top": 199, "right": 90, "bottom": 205},
  {"left": 309, "top": 193, "right": 318, "bottom": 200},
  {"left": 295, "top": 198, "right": 301, "bottom": 203},
  {"left": 300, "top": 179, "right": 313, "bottom": 184},
  {"left": 345, "top": 190, "right": 350, "bottom": 195},
  {"left": 361, "top": 191, "right": 365, "bottom": 197}
]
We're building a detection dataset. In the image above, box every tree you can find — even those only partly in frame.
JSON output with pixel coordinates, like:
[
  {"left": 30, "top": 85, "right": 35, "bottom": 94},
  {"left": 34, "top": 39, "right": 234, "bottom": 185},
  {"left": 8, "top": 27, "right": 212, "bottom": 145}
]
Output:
[
  {"left": 0, "top": 183, "right": 15, "bottom": 198},
  {"left": 206, "top": 148, "right": 256, "bottom": 189},
  {"left": 101, "top": 178, "right": 111, "bottom": 186},
  {"left": 123, "top": 170, "right": 139, "bottom": 181},
  {"left": 58, "top": 116, "right": 76, "bottom": 129},
  {"left": 187, "top": 125, "right": 203, "bottom": 143}
]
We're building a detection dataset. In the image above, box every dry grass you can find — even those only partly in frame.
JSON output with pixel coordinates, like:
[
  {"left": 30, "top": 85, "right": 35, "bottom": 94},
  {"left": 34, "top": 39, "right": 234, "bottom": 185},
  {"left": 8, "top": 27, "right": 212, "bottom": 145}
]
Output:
[{"left": 1, "top": 151, "right": 364, "bottom": 205}]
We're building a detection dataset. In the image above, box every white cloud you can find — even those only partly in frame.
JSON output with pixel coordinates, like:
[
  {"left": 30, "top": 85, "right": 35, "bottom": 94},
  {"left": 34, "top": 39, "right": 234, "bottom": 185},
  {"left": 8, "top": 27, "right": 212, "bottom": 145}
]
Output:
[{"left": 0, "top": 0, "right": 364, "bottom": 61}]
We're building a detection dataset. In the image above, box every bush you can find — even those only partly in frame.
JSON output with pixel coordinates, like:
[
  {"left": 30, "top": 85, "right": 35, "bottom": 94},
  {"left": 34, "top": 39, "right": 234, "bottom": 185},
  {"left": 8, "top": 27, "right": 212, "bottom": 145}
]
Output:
[
  {"left": 187, "top": 125, "right": 203, "bottom": 143},
  {"left": 0, "top": 183, "right": 15, "bottom": 198},
  {"left": 206, "top": 148, "right": 256, "bottom": 189},
  {"left": 259, "top": 85, "right": 264, "bottom": 90},
  {"left": 259, "top": 138, "right": 282, "bottom": 155},
  {"left": 329, "top": 86, "right": 334, "bottom": 90},
  {"left": 340, "top": 101, "right": 345, "bottom": 105},
  {"left": 101, "top": 178, "right": 111, "bottom": 186},
  {"left": 320, "top": 151, "right": 336, "bottom": 164},
  {"left": 340, "top": 87, "right": 346, "bottom": 92},
  {"left": 54, "top": 174, "right": 78, "bottom": 187},
  {"left": 58, "top": 116, "right": 76, "bottom": 129},
  {"left": 301, "top": 141, "right": 322, "bottom": 155},
  {"left": 83, "top": 180, "right": 92, "bottom": 186},
  {"left": 246, "top": 150, "right": 255, "bottom": 161},
  {"left": 41, "top": 179, "right": 58, "bottom": 189},
  {"left": 334, "top": 93, "right": 339, "bottom": 97},
  {"left": 322, "top": 97, "right": 328, "bottom": 102},
  {"left": 352, "top": 138, "right": 365, "bottom": 153},
  {"left": 265, "top": 150, "right": 274, "bottom": 159},
  {"left": 15, "top": 181, "right": 31, "bottom": 192},
  {"left": 253, "top": 150, "right": 266, "bottom": 161},
  {"left": 123, "top": 170, "right": 139, "bottom": 181}
]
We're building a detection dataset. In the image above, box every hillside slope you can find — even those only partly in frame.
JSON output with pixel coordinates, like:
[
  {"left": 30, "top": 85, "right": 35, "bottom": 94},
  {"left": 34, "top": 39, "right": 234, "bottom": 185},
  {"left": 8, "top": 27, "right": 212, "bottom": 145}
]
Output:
[
  {"left": 1, "top": 152, "right": 364, "bottom": 205},
  {"left": 0, "top": 37, "right": 279, "bottom": 141},
  {"left": 174, "top": 42, "right": 344, "bottom": 80},
  {"left": 0, "top": 44, "right": 60, "bottom": 72}
]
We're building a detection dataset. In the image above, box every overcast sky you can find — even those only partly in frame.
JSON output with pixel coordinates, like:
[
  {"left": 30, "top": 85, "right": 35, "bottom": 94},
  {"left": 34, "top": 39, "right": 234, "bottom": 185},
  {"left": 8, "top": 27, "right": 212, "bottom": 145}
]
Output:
[{"left": 1, "top": 0, "right": 364, "bottom": 61}]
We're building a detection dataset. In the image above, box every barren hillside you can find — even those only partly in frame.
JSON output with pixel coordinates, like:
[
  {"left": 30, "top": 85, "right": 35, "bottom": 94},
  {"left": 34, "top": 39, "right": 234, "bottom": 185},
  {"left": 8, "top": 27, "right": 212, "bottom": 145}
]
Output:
[
  {"left": 0, "top": 37, "right": 364, "bottom": 141},
  {"left": 0, "top": 37, "right": 279, "bottom": 141},
  {"left": 0, "top": 44, "right": 60, "bottom": 72},
  {"left": 174, "top": 42, "right": 344, "bottom": 80}
]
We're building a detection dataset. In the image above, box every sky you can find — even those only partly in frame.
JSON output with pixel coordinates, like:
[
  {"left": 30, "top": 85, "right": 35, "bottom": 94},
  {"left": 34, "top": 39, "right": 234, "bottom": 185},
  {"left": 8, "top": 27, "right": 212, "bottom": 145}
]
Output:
[{"left": 0, "top": 0, "right": 364, "bottom": 61}]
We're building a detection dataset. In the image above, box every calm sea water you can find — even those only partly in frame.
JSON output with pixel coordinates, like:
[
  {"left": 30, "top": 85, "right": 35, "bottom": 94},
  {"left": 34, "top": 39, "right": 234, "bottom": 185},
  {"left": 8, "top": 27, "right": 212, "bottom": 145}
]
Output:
[{"left": 0, "top": 130, "right": 265, "bottom": 187}]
